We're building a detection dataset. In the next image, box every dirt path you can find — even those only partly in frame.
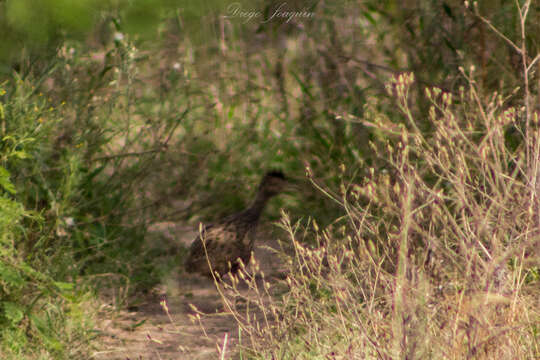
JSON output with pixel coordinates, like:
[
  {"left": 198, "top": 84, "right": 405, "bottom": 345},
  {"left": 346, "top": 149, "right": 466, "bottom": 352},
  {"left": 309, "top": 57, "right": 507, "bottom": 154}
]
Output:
[{"left": 92, "top": 222, "right": 284, "bottom": 360}]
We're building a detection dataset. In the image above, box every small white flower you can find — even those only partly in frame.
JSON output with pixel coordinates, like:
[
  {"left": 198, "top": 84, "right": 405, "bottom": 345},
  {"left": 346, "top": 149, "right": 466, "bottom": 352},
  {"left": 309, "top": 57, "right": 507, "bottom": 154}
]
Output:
[{"left": 114, "top": 32, "right": 124, "bottom": 42}]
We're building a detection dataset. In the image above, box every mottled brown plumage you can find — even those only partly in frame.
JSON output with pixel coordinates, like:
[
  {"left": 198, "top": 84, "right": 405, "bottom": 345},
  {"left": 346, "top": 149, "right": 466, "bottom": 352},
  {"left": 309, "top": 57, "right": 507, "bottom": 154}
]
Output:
[{"left": 184, "top": 171, "right": 287, "bottom": 277}]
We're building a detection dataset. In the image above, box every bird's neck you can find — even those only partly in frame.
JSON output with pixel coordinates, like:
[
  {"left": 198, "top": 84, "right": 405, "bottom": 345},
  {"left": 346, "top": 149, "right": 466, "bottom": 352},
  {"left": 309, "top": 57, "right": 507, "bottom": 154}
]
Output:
[{"left": 244, "top": 191, "right": 272, "bottom": 221}]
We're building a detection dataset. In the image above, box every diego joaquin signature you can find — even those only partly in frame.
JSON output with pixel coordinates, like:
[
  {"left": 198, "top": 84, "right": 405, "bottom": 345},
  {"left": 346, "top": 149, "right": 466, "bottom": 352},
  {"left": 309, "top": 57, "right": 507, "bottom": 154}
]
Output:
[{"left": 224, "top": 2, "right": 314, "bottom": 24}]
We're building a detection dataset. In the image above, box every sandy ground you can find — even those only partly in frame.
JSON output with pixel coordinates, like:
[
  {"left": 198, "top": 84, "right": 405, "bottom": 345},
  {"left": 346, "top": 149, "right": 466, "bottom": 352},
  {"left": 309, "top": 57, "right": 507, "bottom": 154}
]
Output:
[{"left": 91, "top": 222, "right": 285, "bottom": 360}]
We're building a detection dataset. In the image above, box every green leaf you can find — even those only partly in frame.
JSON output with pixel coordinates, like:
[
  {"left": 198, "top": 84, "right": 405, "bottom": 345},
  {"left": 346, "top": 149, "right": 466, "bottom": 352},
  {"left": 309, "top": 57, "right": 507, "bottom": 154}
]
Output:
[
  {"left": 129, "top": 319, "right": 147, "bottom": 331},
  {"left": 54, "top": 281, "right": 74, "bottom": 291},
  {"left": 19, "top": 263, "right": 47, "bottom": 281},
  {"left": 361, "top": 10, "right": 376, "bottom": 26},
  {"left": 0, "top": 166, "right": 16, "bottom": 194},
  {"left": 0, "top": 263, "right": 24, "bottom": 287},
  {"left": 12, "top": 151, "right": 30, "bottom": 159},
  {"left": 3, "top": 301, "right": 25, "bottom": 324}
]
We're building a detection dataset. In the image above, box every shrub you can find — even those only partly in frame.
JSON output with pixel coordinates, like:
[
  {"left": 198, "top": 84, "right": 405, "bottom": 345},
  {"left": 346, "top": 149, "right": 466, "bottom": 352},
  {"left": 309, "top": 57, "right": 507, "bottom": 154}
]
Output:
[{"left": 214, "top": 72, "right": 539, "bottom": 359}]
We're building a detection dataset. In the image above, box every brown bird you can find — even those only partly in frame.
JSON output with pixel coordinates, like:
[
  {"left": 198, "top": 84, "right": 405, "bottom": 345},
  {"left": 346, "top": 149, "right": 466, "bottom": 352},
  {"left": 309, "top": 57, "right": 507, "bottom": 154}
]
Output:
[{"left": 184, "top": 171, "right": 288, "bottom": 278}]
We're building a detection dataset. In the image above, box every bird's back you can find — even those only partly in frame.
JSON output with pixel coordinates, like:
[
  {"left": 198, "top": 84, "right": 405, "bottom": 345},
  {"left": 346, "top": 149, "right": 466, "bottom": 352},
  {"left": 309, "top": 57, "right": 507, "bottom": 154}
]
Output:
[{"left": 184, "top": 210, "right": 259, "bottom": 276}]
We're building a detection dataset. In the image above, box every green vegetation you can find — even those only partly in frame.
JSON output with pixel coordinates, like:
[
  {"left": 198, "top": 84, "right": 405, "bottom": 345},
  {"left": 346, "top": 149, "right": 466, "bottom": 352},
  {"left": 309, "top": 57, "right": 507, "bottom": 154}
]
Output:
[{"left": 0, "top": 0, "right": 539, "bottom": 359}]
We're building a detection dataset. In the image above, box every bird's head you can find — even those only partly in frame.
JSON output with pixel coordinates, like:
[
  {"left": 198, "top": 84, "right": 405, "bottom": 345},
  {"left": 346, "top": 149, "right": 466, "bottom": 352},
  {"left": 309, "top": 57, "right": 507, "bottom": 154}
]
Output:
[{"left": 259, "top": 170, "right": 288, "bottom": 197}]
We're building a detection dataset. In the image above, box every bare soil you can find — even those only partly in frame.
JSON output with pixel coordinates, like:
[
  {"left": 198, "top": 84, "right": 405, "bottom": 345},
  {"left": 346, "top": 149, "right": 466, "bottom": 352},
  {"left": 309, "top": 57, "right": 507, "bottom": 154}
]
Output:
[{"left": 92, "top": 222, "right": 285, "bottom": 360}]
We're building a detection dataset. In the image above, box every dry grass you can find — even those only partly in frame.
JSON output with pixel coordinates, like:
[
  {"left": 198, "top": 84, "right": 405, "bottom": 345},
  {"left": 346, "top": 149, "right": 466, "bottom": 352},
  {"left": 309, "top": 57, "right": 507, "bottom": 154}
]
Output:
[{"left": 196, "top": 72, "right": 540, "bottom": 359}]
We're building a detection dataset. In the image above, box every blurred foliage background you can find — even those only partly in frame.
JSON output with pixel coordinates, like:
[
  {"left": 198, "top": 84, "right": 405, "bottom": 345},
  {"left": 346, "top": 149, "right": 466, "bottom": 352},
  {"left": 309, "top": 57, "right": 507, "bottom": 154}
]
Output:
[{"left": 0, "top": 0, "right": 539, "bottom": 358}]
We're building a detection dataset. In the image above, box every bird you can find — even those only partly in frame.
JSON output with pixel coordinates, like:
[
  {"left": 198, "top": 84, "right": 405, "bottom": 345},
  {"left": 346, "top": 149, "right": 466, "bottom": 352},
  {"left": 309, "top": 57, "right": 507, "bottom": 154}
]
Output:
[{"left": 184, "top": 171, "right": 288, "bottom": 278}]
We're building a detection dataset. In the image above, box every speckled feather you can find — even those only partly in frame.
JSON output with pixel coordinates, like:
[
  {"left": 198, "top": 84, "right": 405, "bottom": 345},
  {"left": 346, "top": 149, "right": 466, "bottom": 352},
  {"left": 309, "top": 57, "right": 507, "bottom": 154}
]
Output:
[{"left": 184, "top": 171, "right": 287, "bottom": 277}]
